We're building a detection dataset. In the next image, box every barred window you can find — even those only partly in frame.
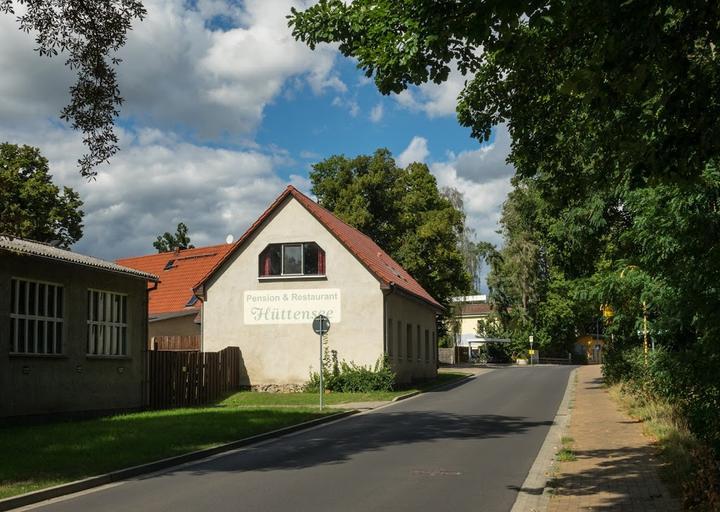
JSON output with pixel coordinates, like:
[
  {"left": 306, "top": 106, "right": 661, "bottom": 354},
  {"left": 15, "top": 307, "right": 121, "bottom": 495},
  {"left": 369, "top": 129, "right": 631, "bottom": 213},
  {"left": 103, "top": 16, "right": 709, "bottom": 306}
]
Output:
[
  {"left": 10, "top": 278, "right": 64, "bottom": 355},
  {"left": 87, "top": 290, "right": 128, "bottom": 356}
]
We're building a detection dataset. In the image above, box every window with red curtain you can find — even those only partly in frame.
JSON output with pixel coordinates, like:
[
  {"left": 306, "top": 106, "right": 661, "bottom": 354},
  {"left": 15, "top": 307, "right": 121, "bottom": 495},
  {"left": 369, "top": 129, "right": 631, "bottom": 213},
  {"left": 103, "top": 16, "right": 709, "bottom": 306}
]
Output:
[{"left": 259, "top": 243, "right": 325, "bottom": 277}]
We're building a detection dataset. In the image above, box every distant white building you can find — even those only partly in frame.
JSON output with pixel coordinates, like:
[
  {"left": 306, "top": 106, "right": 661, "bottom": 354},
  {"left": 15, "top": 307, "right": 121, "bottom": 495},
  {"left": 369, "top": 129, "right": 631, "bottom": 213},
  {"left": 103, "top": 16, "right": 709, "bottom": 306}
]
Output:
[{"left": 451, "top": 295, "right": 495, "bottom": 347}]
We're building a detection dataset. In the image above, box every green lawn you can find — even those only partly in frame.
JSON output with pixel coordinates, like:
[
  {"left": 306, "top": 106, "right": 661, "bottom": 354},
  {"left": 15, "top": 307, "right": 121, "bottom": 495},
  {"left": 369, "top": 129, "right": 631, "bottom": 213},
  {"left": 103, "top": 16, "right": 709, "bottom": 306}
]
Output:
[
  {"left": 220, "top": 371, "right": 472, "bottom": 407},
  {"left": 0, "top": 371, "right": 470, "bottom": 500},
  {"left": 0, "top": 407, "right": 330, "bottom": 500}
]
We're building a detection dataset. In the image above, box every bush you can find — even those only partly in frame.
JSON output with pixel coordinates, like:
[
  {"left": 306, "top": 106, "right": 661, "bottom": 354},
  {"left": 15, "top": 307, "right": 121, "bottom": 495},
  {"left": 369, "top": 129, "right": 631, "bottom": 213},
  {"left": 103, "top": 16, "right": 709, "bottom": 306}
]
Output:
[
  {"left": 603, "top": 342, "right": 720, "bottom": 507},
  {"left": 305, "top": 350, "right": 395, "bottom": 393},
  {"left": 486, "top": 342, "right": 512, "bottom": 363}
]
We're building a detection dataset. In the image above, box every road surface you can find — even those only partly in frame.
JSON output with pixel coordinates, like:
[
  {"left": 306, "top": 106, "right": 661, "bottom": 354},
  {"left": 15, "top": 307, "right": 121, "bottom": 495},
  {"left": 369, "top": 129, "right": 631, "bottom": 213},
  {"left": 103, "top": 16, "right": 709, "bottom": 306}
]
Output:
[{"left": 25, "top": 365, "right": 573, "bottom": 512}]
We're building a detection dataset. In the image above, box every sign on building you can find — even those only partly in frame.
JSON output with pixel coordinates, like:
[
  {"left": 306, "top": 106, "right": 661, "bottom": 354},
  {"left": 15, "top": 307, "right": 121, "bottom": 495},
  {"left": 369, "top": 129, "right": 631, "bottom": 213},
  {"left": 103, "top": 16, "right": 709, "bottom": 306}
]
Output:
[{"left": 244, "top": 289, "right": 342, "bottom": 325}]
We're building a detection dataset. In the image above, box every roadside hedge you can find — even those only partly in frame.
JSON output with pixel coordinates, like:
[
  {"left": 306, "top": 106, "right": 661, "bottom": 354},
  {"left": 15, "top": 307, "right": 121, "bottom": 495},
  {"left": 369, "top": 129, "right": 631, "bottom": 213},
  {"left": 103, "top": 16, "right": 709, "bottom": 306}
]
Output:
[{"left": 305, "top": 352, "right": 395, "bottom": 393}]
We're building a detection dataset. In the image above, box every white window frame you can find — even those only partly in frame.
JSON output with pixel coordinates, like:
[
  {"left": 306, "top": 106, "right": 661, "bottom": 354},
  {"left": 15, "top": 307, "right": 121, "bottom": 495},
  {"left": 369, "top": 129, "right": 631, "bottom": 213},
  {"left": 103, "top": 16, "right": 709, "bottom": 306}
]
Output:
[
  {"left": 282, "top": 243, "right": 303, "bottom": 276},
  {"left": 259, "top": 242, "right": 326, "bottom": 279},
  {"left": 9, "top": 277, "right": 64, "bottom": 355},
  {"left": 87, "top": 289, "right": 129, "bottom": 357}
]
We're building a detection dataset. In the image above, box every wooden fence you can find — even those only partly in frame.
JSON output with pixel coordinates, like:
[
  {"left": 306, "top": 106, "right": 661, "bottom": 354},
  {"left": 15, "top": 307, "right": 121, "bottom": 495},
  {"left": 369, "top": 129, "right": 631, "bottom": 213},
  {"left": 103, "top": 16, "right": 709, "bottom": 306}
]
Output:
[
  {"left": 150, "top": 335, "right": 201, "bottom": 351},
  {"left": 148, "top": 346, "right": 242, "bottom": 409}
]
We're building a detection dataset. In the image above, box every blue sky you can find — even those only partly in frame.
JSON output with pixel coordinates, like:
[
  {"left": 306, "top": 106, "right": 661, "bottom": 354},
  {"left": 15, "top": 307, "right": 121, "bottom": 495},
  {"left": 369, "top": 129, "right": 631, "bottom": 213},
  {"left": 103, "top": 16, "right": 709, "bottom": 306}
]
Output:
[{"left": 0, "top": 0, "right": 513, "bottom": 272}]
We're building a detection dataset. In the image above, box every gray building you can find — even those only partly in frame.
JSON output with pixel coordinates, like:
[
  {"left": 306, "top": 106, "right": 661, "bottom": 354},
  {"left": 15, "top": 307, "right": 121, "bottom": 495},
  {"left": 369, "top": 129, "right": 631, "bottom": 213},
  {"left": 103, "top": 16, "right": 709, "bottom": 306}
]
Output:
[{"left": 0, "top": 235, "right": 158, "bottom": 418}]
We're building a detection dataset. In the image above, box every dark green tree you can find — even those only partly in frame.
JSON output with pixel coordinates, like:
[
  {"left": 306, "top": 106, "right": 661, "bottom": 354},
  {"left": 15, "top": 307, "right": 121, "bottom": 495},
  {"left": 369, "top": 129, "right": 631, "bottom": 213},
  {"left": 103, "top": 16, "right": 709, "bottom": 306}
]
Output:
[
  {"left": 153, "top": 222, "right": 194, "bottom": 253},
  {"left": 0, "top": 143, "right": 84, "bottom": 248},
  {"left": 310, "top": 149, "right": 471, "bottom": 307},
  {"left": 1, "top": 0, "right": 147, "bottom": 177}
]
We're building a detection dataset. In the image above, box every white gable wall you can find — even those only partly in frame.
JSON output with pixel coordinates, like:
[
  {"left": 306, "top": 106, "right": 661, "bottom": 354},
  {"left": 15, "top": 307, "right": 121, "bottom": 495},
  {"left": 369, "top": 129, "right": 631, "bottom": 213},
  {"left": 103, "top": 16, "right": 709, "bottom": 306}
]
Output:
[{"left": 202, "top": 198, "right": 385, "bottom": 388}]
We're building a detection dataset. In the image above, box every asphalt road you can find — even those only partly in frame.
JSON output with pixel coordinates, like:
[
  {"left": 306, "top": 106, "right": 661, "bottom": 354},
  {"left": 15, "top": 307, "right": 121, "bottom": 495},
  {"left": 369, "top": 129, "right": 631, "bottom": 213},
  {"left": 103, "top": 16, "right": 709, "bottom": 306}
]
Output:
[{"left": 26, "top": 365, "right": 573, "bottom": 512}]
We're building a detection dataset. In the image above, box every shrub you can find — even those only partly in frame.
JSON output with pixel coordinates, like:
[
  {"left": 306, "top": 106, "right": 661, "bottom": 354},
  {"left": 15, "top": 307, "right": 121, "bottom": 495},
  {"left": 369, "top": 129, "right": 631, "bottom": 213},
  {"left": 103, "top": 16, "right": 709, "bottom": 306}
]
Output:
[
  {"left": 603, "top": 341, "right": 720, "bottom": 507},
  {"left": 305, "top": 351, "right": 395, "bottom": 393}
]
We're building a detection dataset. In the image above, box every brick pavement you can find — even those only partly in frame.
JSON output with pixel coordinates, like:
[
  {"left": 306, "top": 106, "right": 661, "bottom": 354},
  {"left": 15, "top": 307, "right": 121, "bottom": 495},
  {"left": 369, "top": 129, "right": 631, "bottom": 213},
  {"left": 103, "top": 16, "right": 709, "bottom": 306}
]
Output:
[{"left": 547, "top": 365, "right": 680, "bottom": 511}]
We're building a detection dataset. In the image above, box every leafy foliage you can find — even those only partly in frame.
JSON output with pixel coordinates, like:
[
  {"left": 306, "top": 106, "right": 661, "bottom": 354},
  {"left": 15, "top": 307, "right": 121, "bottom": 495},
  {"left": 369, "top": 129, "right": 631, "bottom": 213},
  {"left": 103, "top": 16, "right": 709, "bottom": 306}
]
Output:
[
  {"left": 0, "top": 143, "right": 83, "bottom": 248},
  {"left": 310, "top": 149, "right": 471, "bottom": 308},
  {"left": 291, "top": 5, "right": 720, "bottom": 492},
  {"left": 306, "top": 347, "right": 395, "bottom": 393},
  {"left": 153, "top": 222, "right": 194, "bottom": 253},
  {"left": 1, "top": 0, "right": 147, "bottom": 177}
]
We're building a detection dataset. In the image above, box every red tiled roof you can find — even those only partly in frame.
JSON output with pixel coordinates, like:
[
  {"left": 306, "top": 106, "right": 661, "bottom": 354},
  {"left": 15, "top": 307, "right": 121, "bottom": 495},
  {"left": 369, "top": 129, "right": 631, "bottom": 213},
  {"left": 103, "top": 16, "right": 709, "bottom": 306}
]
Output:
[
  {"left": 117, "top": 243, "right": 233, "bottom": 315},
  {"left": 459, "top": 303, "right": 493, "bottom": 316},
  {"left": 193, "top": 186, "right": 443, "bottom": 310}
]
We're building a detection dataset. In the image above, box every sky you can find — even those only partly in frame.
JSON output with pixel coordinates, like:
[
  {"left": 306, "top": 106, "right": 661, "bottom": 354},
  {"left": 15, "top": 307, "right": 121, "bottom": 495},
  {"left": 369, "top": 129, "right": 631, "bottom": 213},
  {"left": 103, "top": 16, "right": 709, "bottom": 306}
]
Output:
[{"left": 0, "top": 0, "right": 514, "bottom": 267}]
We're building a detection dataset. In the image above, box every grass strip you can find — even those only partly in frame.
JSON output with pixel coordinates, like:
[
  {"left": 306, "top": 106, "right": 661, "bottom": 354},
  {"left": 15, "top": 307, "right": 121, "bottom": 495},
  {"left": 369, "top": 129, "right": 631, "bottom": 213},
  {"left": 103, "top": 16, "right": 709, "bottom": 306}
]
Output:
[
  {"left": 0, "top": 372, "right": 471, "bottom": 500},
  {"left": 0, "top": 406, "right": 331, "bottom": 500},
  {"left": 220, "top": 371, "right": 472, "bottom": 407},
  {"left": 607, "top": 384, "right": 702, "bottom": 503}
]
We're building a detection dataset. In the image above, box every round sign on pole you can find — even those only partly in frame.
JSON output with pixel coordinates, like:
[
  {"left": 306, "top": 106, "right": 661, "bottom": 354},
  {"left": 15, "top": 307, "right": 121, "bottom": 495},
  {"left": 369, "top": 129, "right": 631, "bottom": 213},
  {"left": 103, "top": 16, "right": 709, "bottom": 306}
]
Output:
[{"left": 312, "top": 315, "right": 331, "bottom": 335}]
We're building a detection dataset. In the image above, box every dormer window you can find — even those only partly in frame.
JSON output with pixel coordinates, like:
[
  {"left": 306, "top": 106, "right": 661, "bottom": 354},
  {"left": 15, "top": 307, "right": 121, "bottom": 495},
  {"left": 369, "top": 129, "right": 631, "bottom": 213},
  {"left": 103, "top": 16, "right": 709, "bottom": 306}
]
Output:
[{"left": 259, "top": 242, "right": 325, "bottom": 277}]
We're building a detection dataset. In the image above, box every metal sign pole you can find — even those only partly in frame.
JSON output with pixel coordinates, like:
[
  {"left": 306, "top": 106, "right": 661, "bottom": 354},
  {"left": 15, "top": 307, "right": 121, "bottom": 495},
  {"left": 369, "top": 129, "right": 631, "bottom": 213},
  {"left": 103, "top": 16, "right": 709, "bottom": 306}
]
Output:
[
  {"left": 319, "top": 328, "right": 324, "bottom": 411},
  {"left": 312, "top": 315, "right": 330, "bottom": 412}
]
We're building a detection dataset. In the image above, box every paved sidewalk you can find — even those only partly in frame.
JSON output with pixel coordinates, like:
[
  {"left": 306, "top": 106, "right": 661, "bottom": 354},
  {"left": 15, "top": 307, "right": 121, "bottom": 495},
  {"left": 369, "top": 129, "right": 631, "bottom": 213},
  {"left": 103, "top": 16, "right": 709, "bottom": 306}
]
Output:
[{"left": 548, "top": 365, "right": 680, "bottom": 511}]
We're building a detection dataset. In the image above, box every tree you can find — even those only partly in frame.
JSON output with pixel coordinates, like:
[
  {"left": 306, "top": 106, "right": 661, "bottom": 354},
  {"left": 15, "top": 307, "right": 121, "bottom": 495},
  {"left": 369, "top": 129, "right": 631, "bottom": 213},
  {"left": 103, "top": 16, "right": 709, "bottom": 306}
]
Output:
[
  {"left": 289, "top": 0, "right": 720, "bottom": 349},
  {"left": 310, "top": 149, "right": 471, "bottom": 307},
  {"left": 290, "top": 1, "right": 720, "bottom": 473},
  {"left": 0, "top": 143, "right": 83, "bottom": 248},
  {"left": 441, "top": 186, "right": 483, "bottom": 293},
  {"left": 153, "top": 222, "right": 194, "bottom": 253},
  {"left": 1, "top": 0, "right": 147, "bottom": 178}
]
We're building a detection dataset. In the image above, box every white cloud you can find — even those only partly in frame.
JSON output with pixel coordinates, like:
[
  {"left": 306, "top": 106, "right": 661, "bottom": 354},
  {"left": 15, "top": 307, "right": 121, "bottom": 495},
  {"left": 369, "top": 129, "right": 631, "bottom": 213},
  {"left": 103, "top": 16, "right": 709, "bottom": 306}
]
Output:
[
  {"left": 397, "top": 136, "right": 430, "bottom": 167},
  {"left": 369, "top": 102, "right": 384, "bottom": 123},
  {"left": 0, "top": 124, "right": 291, "bottom": 260},
  {"left": 445, "top": 123, "right": 512, "bottom": 182},
  {"left": 331, "top": 95, "right": 359, "bottom": 117},
  {"left": 428, "top": 125, "right": 515, "bottom": 247},
  {"left": 0, "top": 0, "right": 345, "bottom": 140},
  {"left": 393, "top": 62, "right": 468, "bottom": 118}
]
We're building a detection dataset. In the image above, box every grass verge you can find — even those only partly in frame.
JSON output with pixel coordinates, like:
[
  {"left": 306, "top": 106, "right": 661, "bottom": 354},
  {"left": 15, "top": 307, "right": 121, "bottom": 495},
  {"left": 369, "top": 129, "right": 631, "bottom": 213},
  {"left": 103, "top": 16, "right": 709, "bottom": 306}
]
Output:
[
  {"left": 607, "top": 383, "right": 710, "bottom": 507},
  {"left": 0, "top": 371, "right": 470, "bottom": 500},
  {"left": 221, "top": 371, "right": 471, "bottom": 407},
  {"left": 0, "top": 407, "right": 331, "bottom": 500}
]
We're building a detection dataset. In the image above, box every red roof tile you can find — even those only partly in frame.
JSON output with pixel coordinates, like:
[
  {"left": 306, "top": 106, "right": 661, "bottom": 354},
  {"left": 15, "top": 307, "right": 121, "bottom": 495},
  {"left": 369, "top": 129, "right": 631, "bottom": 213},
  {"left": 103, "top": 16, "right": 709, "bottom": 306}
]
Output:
[
  {"left": 117, "top": 243, "right": 234, "bottom": 315},
  {"left": 193, "top": 186, "right": 443, "bottom": 310},
  {"left": 459, "top": 303, "right": 493, "bottom": 316}
]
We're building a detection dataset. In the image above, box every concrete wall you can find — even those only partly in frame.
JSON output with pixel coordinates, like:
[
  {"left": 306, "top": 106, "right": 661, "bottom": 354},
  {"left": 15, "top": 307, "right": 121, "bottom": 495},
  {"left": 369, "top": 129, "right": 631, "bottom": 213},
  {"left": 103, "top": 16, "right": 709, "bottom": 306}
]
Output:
[
  {"left": 384, "top": 291, "right": 438, "bottom": 383},
  {"left": 203, "top": 197, "right": 385, "bottom": 388},
  {"left": 0, "top": 252, "right": 148, "bottom": 418},
  {"left": 149, "top": 314, "right": 199, "bottom": 340}
]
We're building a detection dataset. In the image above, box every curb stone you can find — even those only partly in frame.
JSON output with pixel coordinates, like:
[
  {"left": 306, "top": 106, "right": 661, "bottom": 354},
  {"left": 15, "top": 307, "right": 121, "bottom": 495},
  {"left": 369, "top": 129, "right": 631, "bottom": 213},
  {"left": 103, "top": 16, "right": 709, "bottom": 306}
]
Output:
[
  {"left": 392, "top": 372, "right": 475, "bottom": 401},
  {"left": 0, "top": 410, "right": 357, "bottom": 512},
  {"left": 510, "top": 367, "right": 578, "bottom": 512}
]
